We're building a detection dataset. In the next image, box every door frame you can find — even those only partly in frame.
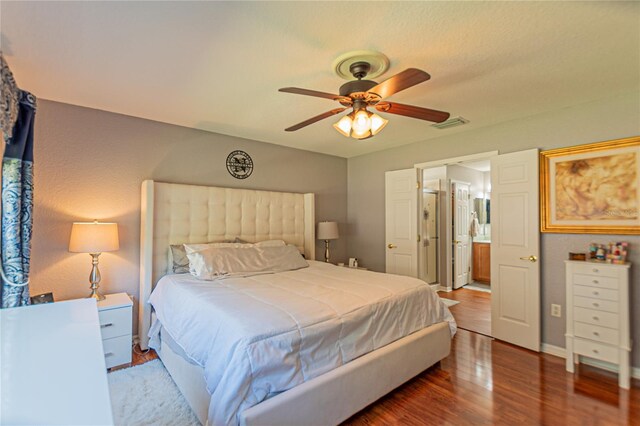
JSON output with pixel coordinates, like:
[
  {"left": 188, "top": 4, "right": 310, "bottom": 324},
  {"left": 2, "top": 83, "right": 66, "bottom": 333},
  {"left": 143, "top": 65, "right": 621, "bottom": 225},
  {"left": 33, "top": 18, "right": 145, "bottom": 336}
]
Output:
[{"left": 415, "top": 151, "right": 498, "bottom": 292}]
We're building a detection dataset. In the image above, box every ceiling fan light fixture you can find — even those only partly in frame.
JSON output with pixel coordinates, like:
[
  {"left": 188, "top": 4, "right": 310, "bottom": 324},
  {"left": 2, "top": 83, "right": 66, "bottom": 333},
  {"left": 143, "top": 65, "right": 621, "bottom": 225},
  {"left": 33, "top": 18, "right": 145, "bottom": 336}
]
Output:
[
  {"left": 370, "top": 113, "right": 388, "bottom": 135},
  {"left": 333, "top": 115, "right": 353, "bottom": 137},
  {"left": 351, "top": 109, "right": 372, "bottom": 135}
]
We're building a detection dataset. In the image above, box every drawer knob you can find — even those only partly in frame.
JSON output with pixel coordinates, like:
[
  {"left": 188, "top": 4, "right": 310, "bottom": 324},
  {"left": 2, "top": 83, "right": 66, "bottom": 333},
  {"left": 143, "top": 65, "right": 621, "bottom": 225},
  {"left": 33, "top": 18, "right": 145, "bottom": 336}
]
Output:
[
  {"left": 592, "top": 349, "right": 599, "bottom": 354},
  {"left": 592, "top": 280, "right": 599, "bottom": 284},
  {"left": 593, "top": 331, "right": 600, "bottom": 336},
  {"left": 592, "top": 269, "right": 599, "bottom": 273},
  {"left": 593, "top": 291, "right": 599, "bottom": 296},
  {"left": 593, "top": 316, "right": 599, "bottom": 321},
  {"left": 105, "top": 352, "right": 114, "bottom": 357},
  {"left": 100, "top": 323, "right": 114, "bottom": 328},
  {"left": 593, "top": 303, "right": 599, "bottom": 307}
]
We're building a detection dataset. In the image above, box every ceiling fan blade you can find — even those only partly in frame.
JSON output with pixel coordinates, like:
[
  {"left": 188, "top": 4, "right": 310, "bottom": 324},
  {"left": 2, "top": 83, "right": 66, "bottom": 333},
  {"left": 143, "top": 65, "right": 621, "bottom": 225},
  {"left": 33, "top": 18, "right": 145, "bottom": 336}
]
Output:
[
  {"left": 279, "top": 87, "right": 350, "bottom": 103},
  {"left": 285, "top": 107, "right": 348, "bottom": 132},
  {"left": 368, "top": 69, "right": 431, "bottom": 99},
  {"left": 375, "top": 102, "right": 450, "bottom": 123}
]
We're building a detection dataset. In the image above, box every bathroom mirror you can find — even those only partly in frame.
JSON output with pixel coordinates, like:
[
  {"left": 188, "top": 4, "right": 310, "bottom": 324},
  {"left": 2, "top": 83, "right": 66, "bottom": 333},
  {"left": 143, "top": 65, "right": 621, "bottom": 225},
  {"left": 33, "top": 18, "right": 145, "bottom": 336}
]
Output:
[{"left": 474, "top": 197, "right": 490, "bottom": 225}]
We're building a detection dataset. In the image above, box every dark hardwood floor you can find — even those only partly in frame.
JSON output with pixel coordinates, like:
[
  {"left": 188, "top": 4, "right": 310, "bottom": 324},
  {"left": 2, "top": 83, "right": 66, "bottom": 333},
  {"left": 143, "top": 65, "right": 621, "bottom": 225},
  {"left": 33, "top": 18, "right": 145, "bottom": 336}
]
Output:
[
  {"left": 439, "top": 287, "right": 492, "bottom": 337},
  {"left": 127, "top": 328, "right": 639, "bottom": 425},
  {"left": 344, "top": 329, "right": 639, "bottom": 425}
]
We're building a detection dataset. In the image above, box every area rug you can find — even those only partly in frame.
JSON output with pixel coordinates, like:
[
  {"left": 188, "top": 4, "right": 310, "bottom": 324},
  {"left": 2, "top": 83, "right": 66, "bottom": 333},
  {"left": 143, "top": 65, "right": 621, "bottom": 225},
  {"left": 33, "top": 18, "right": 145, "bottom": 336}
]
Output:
[
  {"left": 439, "top": 297, "right": 460, "bottom": 307},
  {"left": 108, "top": 359, "right": 200, "bottom": 426},
  {"left": 464, "top": 282, "right": 492, "bottom": 293}
]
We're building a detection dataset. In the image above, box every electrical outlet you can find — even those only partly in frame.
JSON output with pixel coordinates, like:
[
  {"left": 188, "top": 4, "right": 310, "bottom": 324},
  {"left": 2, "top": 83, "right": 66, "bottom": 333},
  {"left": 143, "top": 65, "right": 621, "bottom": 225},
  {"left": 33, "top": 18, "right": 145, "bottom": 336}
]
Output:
[{"left": 551, "top": 304, "right": 562, "bottom": 318}]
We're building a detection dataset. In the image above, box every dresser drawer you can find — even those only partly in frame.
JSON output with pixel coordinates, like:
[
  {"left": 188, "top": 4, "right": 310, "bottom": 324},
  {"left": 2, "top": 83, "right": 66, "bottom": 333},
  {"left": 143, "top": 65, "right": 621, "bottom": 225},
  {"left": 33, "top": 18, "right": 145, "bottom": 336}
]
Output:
[
  {"left": 573, "top": 338, "right": 618, "bottom": 364},
  {"left": 102, "top": 335, "right": 132, "bottom": 369},
  {"left": 573, "top": 274, "right": 619, "bottom": 290},
  {"left": 573, "top": 307, "right": 619, "bottom": 329},
  {"left": 98, "top": 307, "right": 132, "bottom": 340},
  {"left": 573, "top": 296, "right": 619, "bottom": 313},
  {"left": 571, "top": 263, "right": 619, "bottom": 278},
  {"left": 573, "top": 285, "right": 618, "bottom": 302},
  {"left": 574, "top": 321, "right": 619, "bottom": 345}
]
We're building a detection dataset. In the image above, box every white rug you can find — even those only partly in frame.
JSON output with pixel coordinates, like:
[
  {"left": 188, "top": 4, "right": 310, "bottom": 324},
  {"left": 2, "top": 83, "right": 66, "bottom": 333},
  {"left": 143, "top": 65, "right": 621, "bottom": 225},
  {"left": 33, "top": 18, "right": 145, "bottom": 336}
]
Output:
[
  {"left": 439, "top": 297, "right": 460, "bottom": 307},
  {"left": 464, "top": 282, "right": 492, "bottom": 293},
  {"left": 108, "top": 359, "right": 200, "bottom": 426}
]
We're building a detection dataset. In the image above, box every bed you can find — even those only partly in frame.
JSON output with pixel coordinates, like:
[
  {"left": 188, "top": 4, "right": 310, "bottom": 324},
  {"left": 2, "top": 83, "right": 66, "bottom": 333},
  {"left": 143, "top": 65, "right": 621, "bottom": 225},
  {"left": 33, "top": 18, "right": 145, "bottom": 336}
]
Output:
[{"left": 138, "top": 180, "right": 455, "bottom": 426}]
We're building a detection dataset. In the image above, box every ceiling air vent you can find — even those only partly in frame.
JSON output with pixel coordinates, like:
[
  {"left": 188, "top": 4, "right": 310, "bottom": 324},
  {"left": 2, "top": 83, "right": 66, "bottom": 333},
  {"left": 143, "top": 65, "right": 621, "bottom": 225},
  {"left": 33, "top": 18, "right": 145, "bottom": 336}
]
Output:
[{"left": 431, "top": 116, "right": 469, "bottom": 130}]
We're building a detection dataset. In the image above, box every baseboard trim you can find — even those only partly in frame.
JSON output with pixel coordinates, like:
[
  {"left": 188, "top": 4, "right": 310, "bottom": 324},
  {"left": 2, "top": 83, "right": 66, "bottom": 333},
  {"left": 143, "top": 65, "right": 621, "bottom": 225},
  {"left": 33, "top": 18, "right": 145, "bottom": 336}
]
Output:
[{"left": 540, "top": 343, "right": 640, "bottom": 379}]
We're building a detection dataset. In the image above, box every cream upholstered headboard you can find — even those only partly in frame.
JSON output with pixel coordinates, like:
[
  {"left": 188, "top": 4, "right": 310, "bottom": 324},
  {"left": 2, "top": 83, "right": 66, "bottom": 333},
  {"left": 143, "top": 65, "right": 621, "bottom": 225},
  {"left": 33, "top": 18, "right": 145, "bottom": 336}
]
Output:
[{"left": 138, "top": 180, "right": 315, "bottom": 349}]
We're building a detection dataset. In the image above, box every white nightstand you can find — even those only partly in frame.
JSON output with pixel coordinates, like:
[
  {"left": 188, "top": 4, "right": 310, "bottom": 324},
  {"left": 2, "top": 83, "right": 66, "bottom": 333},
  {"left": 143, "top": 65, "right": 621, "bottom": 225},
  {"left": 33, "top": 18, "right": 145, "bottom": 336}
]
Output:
[
  {"left": 97, "top": 293, "right": 133, "bottom": 369},
  {"left": 339, "top": 265, "right": 368, "bottom": 271}
]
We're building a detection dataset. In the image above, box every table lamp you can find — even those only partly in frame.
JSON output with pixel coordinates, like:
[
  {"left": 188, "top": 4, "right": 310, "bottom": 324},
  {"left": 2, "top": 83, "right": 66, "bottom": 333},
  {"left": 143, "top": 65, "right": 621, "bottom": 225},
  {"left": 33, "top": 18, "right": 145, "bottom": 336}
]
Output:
[
  {"left": 69, "top": 221, "right": 119, "bottom": 301},
  {"left": 317, "top": 221, "right": 339, "bottom": 263}
]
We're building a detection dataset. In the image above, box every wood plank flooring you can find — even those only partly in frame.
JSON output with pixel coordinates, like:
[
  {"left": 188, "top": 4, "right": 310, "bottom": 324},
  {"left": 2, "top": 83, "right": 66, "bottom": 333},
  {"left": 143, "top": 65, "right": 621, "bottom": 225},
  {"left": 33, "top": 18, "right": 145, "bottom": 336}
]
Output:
[
  {"left": 439, "top": 287, "right": 492, "bottom": 337},
  {"left": 129, "top": 329, "right": 639, "bottom": 425},
  {"left": 344, "top": 329, "right": 639, "bottom": 425}
]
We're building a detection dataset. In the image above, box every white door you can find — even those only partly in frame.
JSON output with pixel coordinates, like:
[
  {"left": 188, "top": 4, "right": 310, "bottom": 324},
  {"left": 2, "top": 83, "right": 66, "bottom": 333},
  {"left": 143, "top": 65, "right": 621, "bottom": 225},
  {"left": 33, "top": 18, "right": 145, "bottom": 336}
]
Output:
[
  {"left": 423, "top": 192, "right": 438, "bottom": 284},
  {"left": 490, "top": 149, "right": 540, "bottom": 351},
  {"left": 453, "top": 182, "right": 470, "bottom": 289},
  {"left": 385, "top": 169, "right": 418, "bottom": 277}
]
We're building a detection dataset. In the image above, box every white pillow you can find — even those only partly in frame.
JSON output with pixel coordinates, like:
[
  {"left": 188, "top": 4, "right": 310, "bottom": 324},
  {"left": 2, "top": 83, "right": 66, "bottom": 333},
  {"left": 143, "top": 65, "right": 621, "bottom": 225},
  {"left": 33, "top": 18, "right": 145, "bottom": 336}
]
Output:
[
  {"left": 184, "top": 244, "right": 307, "bottom": 280},
  {"left": 168, "top": 240, "right": 235, "bottom": 274}
]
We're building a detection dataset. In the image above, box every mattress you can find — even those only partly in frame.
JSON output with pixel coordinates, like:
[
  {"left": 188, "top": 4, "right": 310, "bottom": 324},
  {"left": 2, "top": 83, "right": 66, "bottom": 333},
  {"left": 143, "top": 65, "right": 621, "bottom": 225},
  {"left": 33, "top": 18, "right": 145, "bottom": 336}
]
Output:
[{"left": 148, "top": 260, "right": 456, "bottom": 426}]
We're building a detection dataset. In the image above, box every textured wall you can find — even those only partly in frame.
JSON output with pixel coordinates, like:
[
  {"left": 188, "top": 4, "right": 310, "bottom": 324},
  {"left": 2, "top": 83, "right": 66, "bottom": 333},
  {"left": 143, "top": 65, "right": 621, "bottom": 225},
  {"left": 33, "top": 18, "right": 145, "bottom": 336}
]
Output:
[
  {"left": 347, "top": 91, "right": 640, "bottom": 366},
  {"left": 31, "top": 100, "right": 347, "bottom": 333}
]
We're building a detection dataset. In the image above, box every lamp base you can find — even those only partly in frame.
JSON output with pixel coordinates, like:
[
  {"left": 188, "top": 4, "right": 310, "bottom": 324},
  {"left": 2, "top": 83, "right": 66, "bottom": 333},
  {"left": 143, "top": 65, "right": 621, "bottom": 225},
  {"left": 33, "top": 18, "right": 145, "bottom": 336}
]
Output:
[
  {"left": 87, "top": 289, "right": 106, "bottom": 301},
  {"left": 87, "top": 252, "right": 105, "bottom": 301}
]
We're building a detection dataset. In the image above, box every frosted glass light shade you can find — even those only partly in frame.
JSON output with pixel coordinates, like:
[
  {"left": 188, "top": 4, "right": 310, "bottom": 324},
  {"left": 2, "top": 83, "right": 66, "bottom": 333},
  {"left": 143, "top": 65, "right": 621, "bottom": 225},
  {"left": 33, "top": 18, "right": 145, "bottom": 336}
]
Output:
[
  {"left": 351, "top": 110, "right": 371, "bottom": 134},
  {"left": 69, "top": 222, "right": 119, "bottom": 253},
  {"left": 333, "top": 116, "right": 352, "bottom": 137},
  {"left": 317, "top": 221, "right": 339, "bottom": 240},
  {"left": 370, "top": 113, "right": 388, "bottom": 135}
]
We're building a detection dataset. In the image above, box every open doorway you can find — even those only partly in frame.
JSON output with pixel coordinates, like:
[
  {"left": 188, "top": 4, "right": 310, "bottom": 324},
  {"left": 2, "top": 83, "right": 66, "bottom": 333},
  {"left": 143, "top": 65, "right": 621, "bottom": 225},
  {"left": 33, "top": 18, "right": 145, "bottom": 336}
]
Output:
[{"left": 417, "top": 157, "right": 492, "bottom": 337}]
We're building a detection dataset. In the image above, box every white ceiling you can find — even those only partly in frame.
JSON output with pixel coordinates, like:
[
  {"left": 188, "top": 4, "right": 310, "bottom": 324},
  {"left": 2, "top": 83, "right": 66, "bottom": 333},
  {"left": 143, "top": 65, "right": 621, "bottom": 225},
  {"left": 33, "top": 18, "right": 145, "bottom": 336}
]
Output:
[{"left": 1, "top": 2, "right": 638, "bottom": 158}]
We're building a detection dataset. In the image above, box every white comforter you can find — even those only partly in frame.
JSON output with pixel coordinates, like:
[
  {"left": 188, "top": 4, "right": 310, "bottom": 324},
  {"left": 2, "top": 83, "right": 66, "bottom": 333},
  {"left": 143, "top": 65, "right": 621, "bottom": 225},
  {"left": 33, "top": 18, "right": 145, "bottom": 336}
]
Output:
[{"left": 148, "top": 261, "right": 456, "bottom": 426}]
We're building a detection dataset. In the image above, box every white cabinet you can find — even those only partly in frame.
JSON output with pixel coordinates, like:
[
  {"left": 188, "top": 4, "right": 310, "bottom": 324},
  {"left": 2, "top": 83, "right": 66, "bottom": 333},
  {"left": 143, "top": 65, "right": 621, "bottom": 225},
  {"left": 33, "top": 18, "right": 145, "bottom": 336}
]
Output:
[
  {"left": 97, "top": 293, "right": 133, "bottom": 369},
  {"left": 565, "top": 260, "right": 631, "bottom": 388}
]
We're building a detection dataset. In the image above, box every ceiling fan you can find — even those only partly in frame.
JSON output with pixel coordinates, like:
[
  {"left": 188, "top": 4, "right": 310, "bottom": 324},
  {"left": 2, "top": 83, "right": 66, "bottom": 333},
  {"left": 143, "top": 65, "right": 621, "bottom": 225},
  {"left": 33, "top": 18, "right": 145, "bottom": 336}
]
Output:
[{"left": 279, "top": 61, "right": 450, "bottom": 140}]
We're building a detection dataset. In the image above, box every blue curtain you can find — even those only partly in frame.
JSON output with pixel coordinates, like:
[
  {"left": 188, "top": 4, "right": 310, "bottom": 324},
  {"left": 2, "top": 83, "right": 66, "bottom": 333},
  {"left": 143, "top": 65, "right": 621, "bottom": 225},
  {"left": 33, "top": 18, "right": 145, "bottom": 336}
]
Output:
[{"left": 0, "top": 54, "right": 36, "bottom": 308}]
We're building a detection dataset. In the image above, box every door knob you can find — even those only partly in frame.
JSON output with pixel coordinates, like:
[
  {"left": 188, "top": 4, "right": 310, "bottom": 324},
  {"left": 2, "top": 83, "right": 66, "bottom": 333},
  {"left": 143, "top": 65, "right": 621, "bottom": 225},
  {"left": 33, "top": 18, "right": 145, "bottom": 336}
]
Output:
[
  {"left": 387, "top": 243, "right": 397, "bottom": 249},
  {"left": 519, "top": 255, "right": 538, "bottom": 262}
]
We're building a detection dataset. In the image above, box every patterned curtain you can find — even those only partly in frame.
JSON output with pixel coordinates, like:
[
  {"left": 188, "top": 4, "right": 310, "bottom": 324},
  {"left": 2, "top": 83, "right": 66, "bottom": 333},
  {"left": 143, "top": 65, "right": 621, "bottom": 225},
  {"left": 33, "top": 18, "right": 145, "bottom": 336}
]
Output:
[{"left": 0, "top": 54, "right": 36, "bottom": 308}]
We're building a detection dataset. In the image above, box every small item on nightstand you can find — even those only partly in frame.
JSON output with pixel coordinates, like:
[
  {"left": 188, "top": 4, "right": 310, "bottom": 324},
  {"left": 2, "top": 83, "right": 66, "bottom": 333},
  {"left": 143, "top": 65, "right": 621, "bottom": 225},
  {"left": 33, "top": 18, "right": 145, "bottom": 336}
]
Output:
[
  {"left": 568, "top": 252, "right": 586, "bottom": 261},
  {"left": 353, "top": 258, "right": 358, "bottom": 268},
  {"left": 30, "top": 292, "right": 54, "bottom": 304},
  {"left": 337, "top": 262, "right": 345, "bottom": 267}
]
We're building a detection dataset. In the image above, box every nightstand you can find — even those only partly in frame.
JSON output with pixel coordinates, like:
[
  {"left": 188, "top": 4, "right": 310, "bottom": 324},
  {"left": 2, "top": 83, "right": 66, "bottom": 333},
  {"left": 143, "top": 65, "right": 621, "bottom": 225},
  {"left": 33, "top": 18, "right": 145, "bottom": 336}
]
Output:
[
  {"left": 97, "top": 293, "right": 133, "bottom": 369},
  {"left": 340, "top": 265, "right": 368, "bottom": 271}
]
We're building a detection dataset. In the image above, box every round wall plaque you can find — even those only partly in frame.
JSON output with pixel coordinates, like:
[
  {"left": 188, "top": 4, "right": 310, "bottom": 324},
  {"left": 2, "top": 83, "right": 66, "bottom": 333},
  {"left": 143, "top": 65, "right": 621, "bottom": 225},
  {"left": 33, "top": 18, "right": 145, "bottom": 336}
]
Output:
[{"left": 226, "top": 150, "right": 254, "bottom": 179}]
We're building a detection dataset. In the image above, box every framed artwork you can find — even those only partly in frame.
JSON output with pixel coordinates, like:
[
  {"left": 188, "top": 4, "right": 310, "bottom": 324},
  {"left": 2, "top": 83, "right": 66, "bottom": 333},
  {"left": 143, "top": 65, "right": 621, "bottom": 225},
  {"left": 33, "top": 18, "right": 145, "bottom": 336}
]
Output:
[{"left": 540, "top": 136, "right": 640, "bottom": 234}]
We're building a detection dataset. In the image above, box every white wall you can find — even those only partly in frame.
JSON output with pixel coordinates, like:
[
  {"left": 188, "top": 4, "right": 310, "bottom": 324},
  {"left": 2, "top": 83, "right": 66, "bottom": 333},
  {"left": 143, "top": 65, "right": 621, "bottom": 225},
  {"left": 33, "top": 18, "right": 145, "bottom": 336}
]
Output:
[{"left": 347, "top": 91, "right": 640, "bottom": 365}]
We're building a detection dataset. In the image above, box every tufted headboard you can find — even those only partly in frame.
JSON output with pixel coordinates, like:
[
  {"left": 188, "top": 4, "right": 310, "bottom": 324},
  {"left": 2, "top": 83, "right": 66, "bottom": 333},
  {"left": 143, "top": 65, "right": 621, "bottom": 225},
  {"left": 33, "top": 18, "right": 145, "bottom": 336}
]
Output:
[{"left": 138, "top": 180, "right": 315, "bottom": 349}]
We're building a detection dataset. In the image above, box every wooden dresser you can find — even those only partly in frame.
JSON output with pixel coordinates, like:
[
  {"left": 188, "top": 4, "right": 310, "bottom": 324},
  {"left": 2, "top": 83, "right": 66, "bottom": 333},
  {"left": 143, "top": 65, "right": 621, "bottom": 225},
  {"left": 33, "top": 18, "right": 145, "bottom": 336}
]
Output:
[
  {"left": 564, "top": 260, "right": 631, "bottom": 388},
  {"left": 472, "top": 242, "right": 491, "bottom": 283}
]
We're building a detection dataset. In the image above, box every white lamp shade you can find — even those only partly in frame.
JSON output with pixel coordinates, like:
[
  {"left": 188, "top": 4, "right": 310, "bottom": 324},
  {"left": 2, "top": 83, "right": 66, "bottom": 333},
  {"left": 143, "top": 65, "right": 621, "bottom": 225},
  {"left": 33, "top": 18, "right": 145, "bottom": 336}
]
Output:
[
  {"left": 69, "top": 222, "right": 119, "bottom": 253},
  {"left": 317, "top": 221, "right": 339, "bottom": 240}
]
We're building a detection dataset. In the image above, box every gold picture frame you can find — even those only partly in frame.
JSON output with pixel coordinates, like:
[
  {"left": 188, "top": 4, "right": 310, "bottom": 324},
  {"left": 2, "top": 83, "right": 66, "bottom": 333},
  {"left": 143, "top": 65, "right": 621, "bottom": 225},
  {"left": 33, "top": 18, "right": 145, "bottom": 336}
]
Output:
[{"left": 540, "top": 136, "right": 640, "bottom": 234}]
